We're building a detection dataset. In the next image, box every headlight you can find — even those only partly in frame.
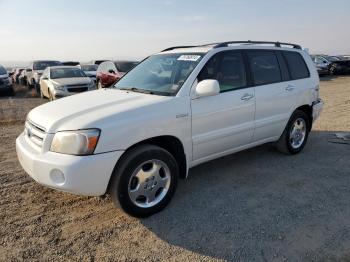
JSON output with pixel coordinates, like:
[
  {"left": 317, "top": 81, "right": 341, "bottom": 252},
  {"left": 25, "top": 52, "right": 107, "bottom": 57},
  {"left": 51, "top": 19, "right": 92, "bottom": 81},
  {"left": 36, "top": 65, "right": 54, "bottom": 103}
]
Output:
[
  {"left": 53, "top": 83, "right": 66, "bottom": 90},
  {"left": 50, "top": 129, "right": 100, "bottom": 155},
  {"left": 88, "top": 81, "right": 96, "bottom": 89}
]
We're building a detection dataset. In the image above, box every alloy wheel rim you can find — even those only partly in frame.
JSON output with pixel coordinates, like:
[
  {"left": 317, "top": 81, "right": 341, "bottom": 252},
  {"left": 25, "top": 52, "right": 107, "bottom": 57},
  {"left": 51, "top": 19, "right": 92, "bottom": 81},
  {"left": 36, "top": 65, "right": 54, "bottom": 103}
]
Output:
[
  {"left": 289, "top": 118, "right": 307, "bottom": 149},
  {"left": 128, "top": 159, "right": 171, "bottom": 208}
]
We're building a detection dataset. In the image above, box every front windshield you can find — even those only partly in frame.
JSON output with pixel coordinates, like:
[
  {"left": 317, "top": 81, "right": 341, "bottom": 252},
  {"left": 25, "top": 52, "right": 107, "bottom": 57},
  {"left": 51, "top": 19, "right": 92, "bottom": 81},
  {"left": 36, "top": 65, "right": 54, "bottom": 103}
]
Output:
[
  {"left": 33, "top": 61, "right": 61, "bottom": 70},
  {"left": 0, "top": 66, "right": 7, "bottom": 75},
  {"left": 115, "top": 62, "right": 139, "bottom": 73},
  {"left": 51, "top": 68, "right": 86, "bottom": 79},
  {"left": 115, "top": 53, "right": 204, "bottom": 96},
  {"left": 81, "top": 65, "right": 98, "bottom": 71}
]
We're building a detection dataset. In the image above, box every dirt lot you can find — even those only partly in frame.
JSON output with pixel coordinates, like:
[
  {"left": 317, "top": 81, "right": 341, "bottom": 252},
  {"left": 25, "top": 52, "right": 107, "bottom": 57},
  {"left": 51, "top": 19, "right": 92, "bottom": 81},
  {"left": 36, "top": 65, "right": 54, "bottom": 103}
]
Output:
[{"left": 1, "top": 77, "right": 350, "bottom": 261}]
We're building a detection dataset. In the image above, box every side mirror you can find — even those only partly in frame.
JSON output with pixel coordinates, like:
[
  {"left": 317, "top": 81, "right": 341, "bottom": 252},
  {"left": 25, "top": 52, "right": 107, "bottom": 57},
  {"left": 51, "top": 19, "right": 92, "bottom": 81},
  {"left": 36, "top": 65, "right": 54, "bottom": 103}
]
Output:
[
  {"left": 195, "top": 79, "right": 220, "bottom": 98},
  {"left": 108, "top": 69, "right": 115, "bottom": 74},
  {"left": 42, "top": 76, "right": 48, "bottom": 80},
  {"left": 27, "top": 69, "right": 32, "bottom": 72}
]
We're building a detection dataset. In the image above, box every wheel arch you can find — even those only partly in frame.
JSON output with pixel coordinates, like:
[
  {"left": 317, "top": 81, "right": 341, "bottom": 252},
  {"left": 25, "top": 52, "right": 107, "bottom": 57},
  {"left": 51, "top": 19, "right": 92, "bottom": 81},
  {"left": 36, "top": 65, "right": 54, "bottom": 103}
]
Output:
[
  {"left": 294, "top": 104, "right": 313, "bottom": 131},
  {"left": 109, "top": 135, "right": 187, "bottom": 187}
]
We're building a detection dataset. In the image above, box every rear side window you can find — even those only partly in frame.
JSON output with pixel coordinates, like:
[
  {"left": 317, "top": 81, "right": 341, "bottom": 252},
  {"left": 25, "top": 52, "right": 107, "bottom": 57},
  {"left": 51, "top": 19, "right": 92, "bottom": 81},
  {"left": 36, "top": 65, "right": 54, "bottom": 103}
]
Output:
[
  {"left": 198, "top": 51, "right": 247, "bottom": 92},
  {"left": 283, "top": 51, "right": 310, "bottom": 80},
  {"left": 247, "top": 51, "right": 281, "bottom": 85}
]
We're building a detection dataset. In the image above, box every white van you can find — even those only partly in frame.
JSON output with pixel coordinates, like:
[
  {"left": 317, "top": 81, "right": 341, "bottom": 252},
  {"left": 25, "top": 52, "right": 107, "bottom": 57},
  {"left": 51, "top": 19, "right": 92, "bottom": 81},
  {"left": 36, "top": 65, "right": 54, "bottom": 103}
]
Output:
[{"left": 16, "top": 41, "right": 323, "bottom": 217}]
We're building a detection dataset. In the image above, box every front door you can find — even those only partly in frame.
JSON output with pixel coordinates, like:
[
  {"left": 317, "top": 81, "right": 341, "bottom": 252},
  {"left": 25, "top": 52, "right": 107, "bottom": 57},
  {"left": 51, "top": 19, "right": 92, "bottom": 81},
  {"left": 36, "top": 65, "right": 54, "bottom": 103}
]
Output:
[{"left": 191, "top": 50, "right": 255, "bottom": 161}]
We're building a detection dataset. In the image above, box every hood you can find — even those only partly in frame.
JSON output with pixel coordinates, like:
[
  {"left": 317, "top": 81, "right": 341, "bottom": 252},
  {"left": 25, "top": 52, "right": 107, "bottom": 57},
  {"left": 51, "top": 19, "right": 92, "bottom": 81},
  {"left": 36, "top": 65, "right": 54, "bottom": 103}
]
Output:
[
  {"left": 51, "top": 77, "right": 92, "bottom": 86},
  {"left": 27, "top": 89, "right": 170, "bottom": 133}
]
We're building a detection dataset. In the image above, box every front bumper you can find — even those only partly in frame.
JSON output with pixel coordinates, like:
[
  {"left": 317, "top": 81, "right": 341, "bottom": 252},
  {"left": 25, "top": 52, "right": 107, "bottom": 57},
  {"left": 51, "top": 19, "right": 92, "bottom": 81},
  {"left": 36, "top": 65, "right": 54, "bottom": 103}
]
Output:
[
  {"left": 312, "top": 99, "right": 324, "bottom": 122},
  {"left": 53, "top": 88, "right": 96, "bottom": 98},
  {"left": 16, "top": 132, "right": 123, "bottom": 196}
]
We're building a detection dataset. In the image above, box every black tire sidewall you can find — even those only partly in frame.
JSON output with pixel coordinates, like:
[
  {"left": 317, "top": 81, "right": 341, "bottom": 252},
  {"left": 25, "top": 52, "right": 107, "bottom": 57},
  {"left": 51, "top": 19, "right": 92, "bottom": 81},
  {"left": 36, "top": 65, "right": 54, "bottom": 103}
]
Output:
[
  {"left": 285, "top": 111, "right": 310, "bottom": 154},
  {"left": 111, "top": 145, "right": 179, "bottom": 218}
]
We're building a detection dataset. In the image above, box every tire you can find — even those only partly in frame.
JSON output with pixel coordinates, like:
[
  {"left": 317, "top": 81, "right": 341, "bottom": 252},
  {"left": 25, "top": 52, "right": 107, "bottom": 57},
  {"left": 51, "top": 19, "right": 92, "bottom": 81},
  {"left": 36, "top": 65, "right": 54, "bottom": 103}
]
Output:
[
  {"left": 276, "top": 110, "right": 310, "bottom": 155},
  {"left": 109, "top": 144, "right": 179, "bottom": 218},
  {"left": 329, "top": 65, "right": 337, "bottom": 76},
  {"left": 48, "top": 90, "right": 54, "bottom": 101}
]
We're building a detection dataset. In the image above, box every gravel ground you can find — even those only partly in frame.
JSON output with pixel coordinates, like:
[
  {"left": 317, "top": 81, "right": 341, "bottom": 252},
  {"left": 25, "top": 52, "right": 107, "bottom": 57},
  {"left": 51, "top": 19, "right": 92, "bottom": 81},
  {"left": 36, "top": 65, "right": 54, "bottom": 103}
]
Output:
[{"left": 0, "top": 77, "right": 350, "bottom": 261}]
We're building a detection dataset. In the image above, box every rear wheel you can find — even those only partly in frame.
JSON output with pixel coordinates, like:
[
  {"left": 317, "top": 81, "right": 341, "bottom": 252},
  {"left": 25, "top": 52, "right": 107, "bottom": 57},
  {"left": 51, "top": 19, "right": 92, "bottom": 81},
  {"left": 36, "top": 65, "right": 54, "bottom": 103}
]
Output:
[
  {"left": 109, "top": 144, "right": 179, "bottom": 217},
  {"left": 276, "top": 110, "right": 310, "bottom": 155}
]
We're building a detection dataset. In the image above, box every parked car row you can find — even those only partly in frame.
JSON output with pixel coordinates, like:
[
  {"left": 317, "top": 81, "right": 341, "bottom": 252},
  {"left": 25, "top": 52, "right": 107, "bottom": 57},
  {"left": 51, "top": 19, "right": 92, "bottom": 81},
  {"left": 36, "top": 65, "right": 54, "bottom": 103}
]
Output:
[
  {"left": 5, "top": 59, "right": 138, "bottom": 99},
  {"left": 311, "top": 54, "right": 350, "bottom": 76}
]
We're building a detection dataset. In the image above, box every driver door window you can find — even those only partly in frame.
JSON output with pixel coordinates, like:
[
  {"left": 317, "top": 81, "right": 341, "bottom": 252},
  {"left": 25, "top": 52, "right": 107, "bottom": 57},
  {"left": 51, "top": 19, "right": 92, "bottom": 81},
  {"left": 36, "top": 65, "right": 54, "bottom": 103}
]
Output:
[{"left": 198, "top": 51, "right": 247, "bottom": 92}]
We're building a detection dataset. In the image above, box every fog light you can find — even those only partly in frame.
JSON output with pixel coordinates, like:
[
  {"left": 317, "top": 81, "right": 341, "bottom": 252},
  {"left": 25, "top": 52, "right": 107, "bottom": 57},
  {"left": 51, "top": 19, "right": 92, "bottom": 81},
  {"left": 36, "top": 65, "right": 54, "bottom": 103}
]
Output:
[{"left": 50, "top": 169, "right": 65, "bottom": 185}]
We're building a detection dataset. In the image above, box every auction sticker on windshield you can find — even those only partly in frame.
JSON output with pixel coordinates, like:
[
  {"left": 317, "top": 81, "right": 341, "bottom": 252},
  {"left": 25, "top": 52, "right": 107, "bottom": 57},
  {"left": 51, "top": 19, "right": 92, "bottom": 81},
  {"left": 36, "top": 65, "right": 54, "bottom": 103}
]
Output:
[{"left": 177, "top": 55, "right": 201, "bottom": 61}]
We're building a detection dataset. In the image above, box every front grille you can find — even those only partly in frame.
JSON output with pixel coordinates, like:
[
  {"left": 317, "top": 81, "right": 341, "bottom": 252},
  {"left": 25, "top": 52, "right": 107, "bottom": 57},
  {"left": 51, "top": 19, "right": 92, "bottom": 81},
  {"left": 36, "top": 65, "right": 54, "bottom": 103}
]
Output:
[
  {"left": 25, "top": 120, "right": 46, "bottom": 148},
  {"left": 67, "top": 86, "right": 88, "bottom": 93}
]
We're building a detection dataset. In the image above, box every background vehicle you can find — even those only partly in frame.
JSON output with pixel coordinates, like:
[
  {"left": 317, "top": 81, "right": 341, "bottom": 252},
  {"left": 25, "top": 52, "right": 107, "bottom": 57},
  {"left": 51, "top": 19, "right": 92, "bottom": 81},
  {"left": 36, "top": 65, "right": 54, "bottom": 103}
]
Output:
[
  {"left": 310, "top": 55, "right": 329, "bottom": 75},
  {"left": 16, "top": 41, "right": 323, "bottom": 217},
  {"left": 39, "top": 66, "right": 96, "bottom": 100},
  {"left": 96, "top": 60, "right": 139, "bottom": 88},
  {"left": 0, "top": 65, "right": 14, "bottom": 95},
  {"left": 18, "top": 69, "right": 27, "bottom": 85},
  {"left": 79, "top": 64, "right": 98, "bottom": 82},
  {"left": 27, "top": 60, "right": 62, "bottom": 92},
  {"left": 312, "top": 55, "right": 350, "bottom": 75},
  {"left": 12, "top": 68, "right": 25, "bottom": 84}
]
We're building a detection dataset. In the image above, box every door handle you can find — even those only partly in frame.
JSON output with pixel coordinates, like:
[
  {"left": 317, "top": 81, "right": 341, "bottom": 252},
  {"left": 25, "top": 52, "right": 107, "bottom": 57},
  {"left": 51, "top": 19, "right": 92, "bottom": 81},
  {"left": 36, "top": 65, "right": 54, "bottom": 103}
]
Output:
[
  {"left": 286, "top": 85, "right": 295, "bottom": 91},
  {"left": 241, "top": 93, "right": 254, "bottom": 101}
]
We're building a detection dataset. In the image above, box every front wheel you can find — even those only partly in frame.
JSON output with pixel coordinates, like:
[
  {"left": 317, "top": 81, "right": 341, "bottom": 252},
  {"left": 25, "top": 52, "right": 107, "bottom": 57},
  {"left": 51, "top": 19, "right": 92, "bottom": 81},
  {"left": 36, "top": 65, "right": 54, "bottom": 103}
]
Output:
[
  {"left": 97, "top": 80, "right": 103, "bottom": 89},
  {"left": 109, "top": 145, "right": 179, "bottom": 217},
  {"left": 276, "top": 110, "right": 310, "bottom": 155}
]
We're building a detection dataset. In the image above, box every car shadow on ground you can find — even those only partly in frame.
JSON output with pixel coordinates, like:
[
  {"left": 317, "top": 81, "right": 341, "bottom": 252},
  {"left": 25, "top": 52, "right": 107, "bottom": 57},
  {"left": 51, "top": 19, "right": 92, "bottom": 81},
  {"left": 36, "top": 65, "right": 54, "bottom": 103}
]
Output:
[{"left": 140, "top": 130, "right": 350, "bottom": 261}]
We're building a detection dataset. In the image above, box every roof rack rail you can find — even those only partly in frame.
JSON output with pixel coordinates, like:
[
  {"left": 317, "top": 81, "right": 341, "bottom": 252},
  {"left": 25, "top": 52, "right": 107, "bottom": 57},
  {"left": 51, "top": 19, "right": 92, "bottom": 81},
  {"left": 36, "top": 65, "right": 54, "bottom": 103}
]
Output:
[
  {"left": 161, "top": 41, "right": 302, "bottom": 53},
  {"left": 214, "top": 40, "right": 302, "bottom": 50},
  {"left": 161, "top": 46, "right": 198, "bottom": 52}
]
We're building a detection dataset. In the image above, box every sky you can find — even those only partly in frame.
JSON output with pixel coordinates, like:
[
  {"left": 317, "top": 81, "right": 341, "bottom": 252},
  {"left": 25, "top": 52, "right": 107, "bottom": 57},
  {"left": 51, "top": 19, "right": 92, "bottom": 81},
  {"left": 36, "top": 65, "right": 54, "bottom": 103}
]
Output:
[{"left": 0, "top": 0, "right": 349, "bottom": 65}]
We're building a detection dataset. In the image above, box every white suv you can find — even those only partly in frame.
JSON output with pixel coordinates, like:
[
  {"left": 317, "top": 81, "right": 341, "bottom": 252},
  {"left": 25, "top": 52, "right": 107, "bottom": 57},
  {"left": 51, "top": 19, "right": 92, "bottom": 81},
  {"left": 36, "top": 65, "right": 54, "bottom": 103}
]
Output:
[{"left": 16, "top": 41, "right": 323, "bottom": 217}]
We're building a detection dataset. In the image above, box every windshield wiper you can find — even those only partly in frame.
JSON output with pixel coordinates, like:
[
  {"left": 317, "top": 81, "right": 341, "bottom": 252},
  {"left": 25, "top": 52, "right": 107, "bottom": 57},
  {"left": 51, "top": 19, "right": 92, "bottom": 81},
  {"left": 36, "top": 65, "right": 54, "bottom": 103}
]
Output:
[{"left": 119, "top": 87, "right": 155, "bottom": 95}]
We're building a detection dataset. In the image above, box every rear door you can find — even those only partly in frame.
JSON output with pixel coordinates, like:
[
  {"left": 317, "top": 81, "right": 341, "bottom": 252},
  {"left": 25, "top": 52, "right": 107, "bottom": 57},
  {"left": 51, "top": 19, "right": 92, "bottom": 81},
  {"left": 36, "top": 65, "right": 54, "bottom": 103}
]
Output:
[
  {"left": 191, "top": 50, "right": 255, "bottom": 161},
  {"left": 250, "top": 50, "right": 310, "bottom": 142}
]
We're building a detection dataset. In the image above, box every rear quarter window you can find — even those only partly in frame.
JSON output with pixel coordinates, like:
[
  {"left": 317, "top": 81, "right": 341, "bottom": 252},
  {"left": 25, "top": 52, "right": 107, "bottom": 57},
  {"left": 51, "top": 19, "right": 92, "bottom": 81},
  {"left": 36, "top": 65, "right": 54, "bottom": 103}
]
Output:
[{"left": 283, "top": 51, "right": 310, "bottom": 80}]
